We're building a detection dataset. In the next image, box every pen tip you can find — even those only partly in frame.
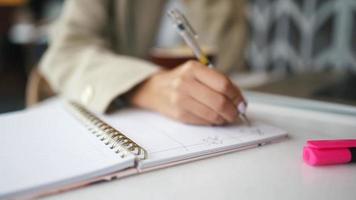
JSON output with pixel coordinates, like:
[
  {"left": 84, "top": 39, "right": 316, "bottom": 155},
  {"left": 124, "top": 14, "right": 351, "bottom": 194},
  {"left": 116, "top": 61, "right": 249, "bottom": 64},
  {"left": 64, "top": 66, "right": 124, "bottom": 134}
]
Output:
[
  {"left": 237, "top": 102, "right": 250, "bottom": 126},
  {"left": 241, "top": 114, "right": 252, "bottom": 126}
]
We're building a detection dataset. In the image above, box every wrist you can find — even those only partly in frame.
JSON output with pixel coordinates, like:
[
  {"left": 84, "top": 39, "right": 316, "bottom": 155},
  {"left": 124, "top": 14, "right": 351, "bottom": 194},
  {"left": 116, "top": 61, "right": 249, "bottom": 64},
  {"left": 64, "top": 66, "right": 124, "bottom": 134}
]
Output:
[{"left": 125, "top": 69, "right": 168, "bottom": 109}]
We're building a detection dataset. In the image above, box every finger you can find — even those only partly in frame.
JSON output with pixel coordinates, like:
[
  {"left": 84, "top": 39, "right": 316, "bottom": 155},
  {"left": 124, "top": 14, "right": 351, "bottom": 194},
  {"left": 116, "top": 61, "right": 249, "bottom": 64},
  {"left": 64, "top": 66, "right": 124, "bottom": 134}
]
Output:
[
  {"left": 179, "top": 78, "right": 237, "bottom": 122},
  {"left": 230, "top": 84, "right": 249, "bottom": 114},
  {"left": 169, "top": 108, "right": 212, "bottom": 125},
  {"left": 175, "top": 94, "right": 226, "bottom": 125},
  {"left": 190, "top": 61, "right": 241, "bottom": 100}
]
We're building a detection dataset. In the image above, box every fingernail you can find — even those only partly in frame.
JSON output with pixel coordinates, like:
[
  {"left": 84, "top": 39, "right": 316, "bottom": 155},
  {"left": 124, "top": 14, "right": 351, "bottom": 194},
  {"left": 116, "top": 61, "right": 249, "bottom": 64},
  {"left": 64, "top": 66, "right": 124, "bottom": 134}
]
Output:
[{"left": 237, "top": 102, "right": 247, "bottom": 114}]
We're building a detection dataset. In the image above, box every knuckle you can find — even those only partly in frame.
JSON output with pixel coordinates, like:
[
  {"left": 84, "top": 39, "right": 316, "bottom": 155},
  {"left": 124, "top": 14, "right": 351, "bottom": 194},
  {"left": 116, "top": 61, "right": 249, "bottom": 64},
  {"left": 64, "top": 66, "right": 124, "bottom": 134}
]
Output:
[
  {"left": 170, "top": 93, "right": 183, "bottom": 106},
  {"left": 215, "top": 95, "right": 229, "bottom": 111},
  {"left": 181, "top": 60, "right": 197, "bottom": 72},
  {"left": 219, "top": 77, "right": 231, "bottom": 93},
  {"left": 186, "top": 60, "right": 197, "bottom": 67},
  {"left": 207, "top": 112, "right": 221, "bottom": 122},
  {"left": 172, "top": 77, "right": 185, "bottom": 91},
  {"left": 174, "top": 110, "right": 187, "bottom": 120}
]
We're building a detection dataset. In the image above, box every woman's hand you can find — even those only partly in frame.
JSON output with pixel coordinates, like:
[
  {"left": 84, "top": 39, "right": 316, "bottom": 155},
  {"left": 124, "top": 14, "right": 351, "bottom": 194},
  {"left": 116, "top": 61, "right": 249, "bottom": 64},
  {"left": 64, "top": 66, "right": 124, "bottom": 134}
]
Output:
[{"left": 127, "top": 60, "right": 245, "bottom": 125}]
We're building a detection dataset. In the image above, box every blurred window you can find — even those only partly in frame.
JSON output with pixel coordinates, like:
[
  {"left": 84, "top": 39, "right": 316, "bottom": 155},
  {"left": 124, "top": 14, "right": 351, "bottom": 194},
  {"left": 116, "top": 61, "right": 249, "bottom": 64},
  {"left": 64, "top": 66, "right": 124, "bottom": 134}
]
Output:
[{"left": 243, "top": 0, "right": 356, "bottom": 107}]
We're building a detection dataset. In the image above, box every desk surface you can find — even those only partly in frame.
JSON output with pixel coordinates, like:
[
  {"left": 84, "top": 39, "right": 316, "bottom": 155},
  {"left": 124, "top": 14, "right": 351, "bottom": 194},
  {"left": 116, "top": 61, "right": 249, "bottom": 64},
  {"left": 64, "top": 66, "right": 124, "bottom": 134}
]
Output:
[{"left": 43, "top": 93, "right": 356, "bottom": 200}]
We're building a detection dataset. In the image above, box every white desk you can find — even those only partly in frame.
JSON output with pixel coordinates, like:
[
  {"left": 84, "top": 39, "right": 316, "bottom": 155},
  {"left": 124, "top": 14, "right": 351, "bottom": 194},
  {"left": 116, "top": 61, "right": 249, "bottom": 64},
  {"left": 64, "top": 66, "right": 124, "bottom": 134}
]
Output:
[{"left": 43, "top": 93, "right": 356, "bottom": 200}]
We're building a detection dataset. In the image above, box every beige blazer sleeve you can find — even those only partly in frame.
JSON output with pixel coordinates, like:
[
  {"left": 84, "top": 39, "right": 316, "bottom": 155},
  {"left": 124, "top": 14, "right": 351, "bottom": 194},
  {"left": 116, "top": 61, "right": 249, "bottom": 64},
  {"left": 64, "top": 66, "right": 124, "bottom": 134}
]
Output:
[{"left": 39, "top": 0, "right": 159, "bottom": 113}]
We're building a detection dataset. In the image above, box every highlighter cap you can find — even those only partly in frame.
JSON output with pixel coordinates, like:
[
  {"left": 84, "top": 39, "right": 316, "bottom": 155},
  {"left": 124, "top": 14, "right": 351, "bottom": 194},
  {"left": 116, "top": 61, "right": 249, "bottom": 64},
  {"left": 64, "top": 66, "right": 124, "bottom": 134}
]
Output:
[{"left": 303, "top": 140, "right": 356, "bottom": 166}]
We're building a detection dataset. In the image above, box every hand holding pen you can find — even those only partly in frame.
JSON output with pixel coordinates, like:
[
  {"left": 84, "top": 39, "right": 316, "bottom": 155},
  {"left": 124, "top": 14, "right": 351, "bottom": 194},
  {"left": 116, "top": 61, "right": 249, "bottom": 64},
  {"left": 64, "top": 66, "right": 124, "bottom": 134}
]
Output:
[
  {"left": 126, "top": 10, "right": 248, "bottom": 126},
  {"left": 168, "top": 9, "right": 251, "bottom": 125}
]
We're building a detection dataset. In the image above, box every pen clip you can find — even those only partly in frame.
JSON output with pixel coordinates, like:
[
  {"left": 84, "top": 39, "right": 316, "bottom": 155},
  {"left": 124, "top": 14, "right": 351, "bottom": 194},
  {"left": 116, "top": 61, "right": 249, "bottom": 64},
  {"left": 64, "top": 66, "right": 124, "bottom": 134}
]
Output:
[
  {"left": 178, "top": 11, "right": 198, "bottom": 38},
  {"left": 168, "top": 9, "right": 214, "bottom": 68},
  {"left": 167, "top": 9, "right": 197, "bottom": 38}
]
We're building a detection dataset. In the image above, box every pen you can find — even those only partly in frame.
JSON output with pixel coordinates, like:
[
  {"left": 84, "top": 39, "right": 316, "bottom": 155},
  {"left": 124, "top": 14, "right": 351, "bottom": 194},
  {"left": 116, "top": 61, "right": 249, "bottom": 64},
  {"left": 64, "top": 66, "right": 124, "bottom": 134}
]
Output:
[{"left": 168, "top": 9, "right": 251, "bottom": 125}]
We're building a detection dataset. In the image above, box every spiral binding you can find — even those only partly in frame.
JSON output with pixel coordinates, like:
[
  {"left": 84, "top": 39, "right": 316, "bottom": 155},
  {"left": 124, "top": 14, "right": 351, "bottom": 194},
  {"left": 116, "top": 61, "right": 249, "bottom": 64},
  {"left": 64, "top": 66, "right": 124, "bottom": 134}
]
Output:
[{"left": 66, "top": 102, "right": 147, "bottom": 160}]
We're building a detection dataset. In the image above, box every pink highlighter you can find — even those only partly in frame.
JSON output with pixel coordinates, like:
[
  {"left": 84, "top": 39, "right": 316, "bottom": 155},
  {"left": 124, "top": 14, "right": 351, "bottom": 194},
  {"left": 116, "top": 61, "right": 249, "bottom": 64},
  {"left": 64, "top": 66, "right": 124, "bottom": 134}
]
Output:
[{"left": 303, "top": 139, "right": 356, "bottom": 166}]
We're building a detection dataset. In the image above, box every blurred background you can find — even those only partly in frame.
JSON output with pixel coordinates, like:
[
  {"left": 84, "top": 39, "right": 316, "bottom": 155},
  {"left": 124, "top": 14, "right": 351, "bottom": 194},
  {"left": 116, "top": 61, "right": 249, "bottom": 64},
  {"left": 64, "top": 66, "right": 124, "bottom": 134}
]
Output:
[
  {"left": 0, "top": 0, "right": 62, "bottom": 113},
  {"left": 0, "top": 0, "right": 355, "bottom": 114}
]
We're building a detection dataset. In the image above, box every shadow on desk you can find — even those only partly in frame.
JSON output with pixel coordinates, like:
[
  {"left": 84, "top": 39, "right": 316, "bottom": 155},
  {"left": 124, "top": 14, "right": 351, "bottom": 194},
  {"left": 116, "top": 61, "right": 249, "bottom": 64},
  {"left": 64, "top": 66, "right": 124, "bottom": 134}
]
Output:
[{"left": 250, "top": 72, "right": 356, "bottom": 106}]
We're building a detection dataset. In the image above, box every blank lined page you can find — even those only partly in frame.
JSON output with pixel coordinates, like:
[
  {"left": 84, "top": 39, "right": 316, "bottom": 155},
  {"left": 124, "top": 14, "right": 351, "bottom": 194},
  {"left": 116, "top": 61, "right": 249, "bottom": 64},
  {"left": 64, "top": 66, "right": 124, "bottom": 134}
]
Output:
[
  {"left": 101, "top": 108, "right": 287, "bottom": 169},
  {"left": 0, "top": 99, "right": 134, "bottom": 199}
]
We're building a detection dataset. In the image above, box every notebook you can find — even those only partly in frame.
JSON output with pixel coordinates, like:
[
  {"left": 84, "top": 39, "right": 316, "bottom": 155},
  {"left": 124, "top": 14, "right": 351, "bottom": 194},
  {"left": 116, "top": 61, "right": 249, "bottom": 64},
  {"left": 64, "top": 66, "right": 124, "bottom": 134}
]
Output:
[{"left": 0, "top": 98, "right": 287, "bottom": 199}]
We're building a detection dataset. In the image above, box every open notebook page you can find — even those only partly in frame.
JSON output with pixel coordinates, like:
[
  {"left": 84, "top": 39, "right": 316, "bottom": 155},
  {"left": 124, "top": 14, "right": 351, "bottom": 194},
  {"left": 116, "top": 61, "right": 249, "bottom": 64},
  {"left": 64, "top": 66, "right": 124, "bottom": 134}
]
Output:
[
  {"left": 100, "top": 108, "right": 287, "bottom": 169},
  {"left": 0, "top": 99, "right": 135, "bottom": 199}
]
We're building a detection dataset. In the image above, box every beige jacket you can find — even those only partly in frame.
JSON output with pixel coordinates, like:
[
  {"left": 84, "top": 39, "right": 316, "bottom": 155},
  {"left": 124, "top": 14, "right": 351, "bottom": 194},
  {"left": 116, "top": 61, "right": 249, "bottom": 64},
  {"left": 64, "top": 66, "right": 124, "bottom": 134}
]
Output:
[{"left": 40, "top": 0, "right": 247, "bottom": 113}]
